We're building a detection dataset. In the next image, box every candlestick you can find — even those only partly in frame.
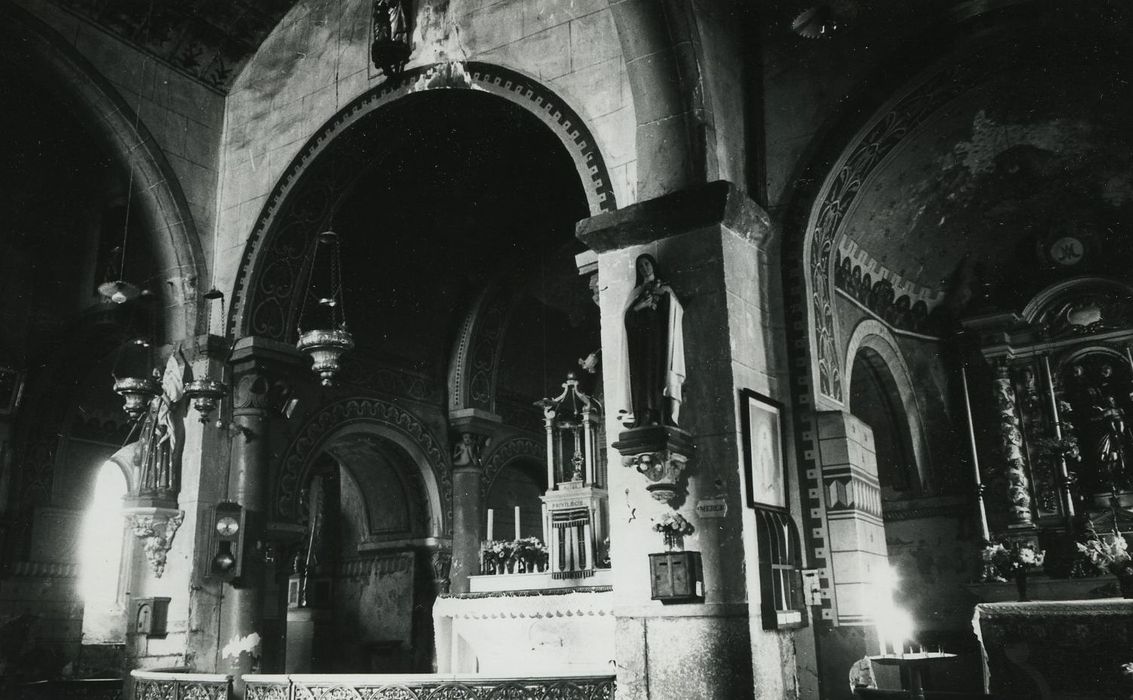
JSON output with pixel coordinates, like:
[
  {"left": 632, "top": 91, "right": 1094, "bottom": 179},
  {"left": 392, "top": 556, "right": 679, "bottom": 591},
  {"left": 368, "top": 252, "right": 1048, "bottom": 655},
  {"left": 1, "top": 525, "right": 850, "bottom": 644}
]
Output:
[
  {"left": 487, "top": 508, "right": 494, "bottom": 542},
  {"left": 515, "top": 505, "right": 521, "bottom": 539},
  {"left": 1042, "top": 355, "right": 1075, "bottom": 518},
  {"left": 961, "top": 364, "right": 992, "bottom": 541}
]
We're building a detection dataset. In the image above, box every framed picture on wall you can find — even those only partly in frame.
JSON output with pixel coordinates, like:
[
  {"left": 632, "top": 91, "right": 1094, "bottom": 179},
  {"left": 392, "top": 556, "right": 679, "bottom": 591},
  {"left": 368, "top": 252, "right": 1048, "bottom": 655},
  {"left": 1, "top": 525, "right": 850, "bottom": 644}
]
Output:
[{"left": 740, "top": 389, "right": 786, "bottom": 509}]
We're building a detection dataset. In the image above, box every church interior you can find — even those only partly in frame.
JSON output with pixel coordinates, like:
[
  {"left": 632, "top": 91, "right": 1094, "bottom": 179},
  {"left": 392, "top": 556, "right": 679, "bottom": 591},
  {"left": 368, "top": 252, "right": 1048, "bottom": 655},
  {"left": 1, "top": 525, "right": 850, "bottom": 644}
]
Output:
[{"left": 2, "top": 0, "right": 1133, "bottom": 698}]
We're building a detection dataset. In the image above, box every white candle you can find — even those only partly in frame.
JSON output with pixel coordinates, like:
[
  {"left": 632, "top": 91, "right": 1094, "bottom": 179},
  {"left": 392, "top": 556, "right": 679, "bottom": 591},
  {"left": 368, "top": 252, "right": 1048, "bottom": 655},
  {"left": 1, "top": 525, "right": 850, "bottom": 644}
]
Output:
[
  {"left": 877, "top": 626, "right": 887, "bottom": 656},
  {"left": 514, "top": 506, "right": 521, "bottom": 539},
  {"left": 487, "top": 508, "right": 494, "bottom": 542}
]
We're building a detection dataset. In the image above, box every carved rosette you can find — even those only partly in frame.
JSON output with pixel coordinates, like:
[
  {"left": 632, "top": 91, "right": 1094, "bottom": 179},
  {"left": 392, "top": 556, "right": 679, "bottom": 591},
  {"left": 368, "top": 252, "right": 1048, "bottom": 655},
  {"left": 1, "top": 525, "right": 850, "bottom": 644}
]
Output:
[
  {"left": 613, "top": 426, "right": 695, "bottom": 505},
  {"left": 124, "top": 507, "right": 185, "bottom": 578},
  {"left": 994, "top": 362, "right": 1033, "bottom": 526}
]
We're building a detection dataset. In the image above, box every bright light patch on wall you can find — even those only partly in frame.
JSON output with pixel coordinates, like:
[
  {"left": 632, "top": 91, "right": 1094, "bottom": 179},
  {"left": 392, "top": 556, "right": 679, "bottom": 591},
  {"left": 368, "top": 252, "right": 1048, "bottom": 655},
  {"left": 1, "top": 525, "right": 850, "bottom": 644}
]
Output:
[{"left": 79, "top": 461, "right": 127, "bottom": 607}]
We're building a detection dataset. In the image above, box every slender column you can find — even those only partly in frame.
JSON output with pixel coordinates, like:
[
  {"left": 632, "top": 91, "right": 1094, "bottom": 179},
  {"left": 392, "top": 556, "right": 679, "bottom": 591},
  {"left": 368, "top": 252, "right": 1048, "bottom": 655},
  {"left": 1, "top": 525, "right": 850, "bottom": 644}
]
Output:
[
  {"left": 1042, "top": 355, "right": 1075, "bottom": 518},
  {"left": 449, "top": 448, "right": 484, "bottom": 594},
  {"left": 448, "top": 409, "right": 499, "bottom": 594},
  {"left": 583, "top": 408, "right": 595, "bottom": 485},
  {"left": 960, "top": 365, "right": 992, "bottom": 541},
  {"left": 218, "top": 371, "right": 271, "bottom": 689},
  {"left": 544, "top": 412, "right": 556, "bottom": 489},
  {"left": 993, "top": 361, "right": 1033, "bottom": 527}
]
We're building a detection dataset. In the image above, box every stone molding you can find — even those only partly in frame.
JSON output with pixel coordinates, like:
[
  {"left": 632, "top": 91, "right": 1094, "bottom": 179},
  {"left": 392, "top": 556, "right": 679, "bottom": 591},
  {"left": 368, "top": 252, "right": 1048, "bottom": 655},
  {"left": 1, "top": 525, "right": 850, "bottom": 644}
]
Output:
[
  {"left": 433, "top": 588, "right": 614, "bottom": 620},
  {"left": 576, "top": 180, "right": 772, "bottom": 253}
]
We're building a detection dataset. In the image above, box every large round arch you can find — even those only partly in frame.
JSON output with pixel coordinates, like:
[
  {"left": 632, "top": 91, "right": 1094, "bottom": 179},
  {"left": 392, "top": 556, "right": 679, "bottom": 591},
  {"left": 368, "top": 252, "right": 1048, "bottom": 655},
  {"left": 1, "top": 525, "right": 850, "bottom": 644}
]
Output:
[
  {"left": 844, "top": 320, "right": 931, "bottom": 495},
  {"left": 273, "top": 397, "right": 449, "bottom": 536},
  {"left": 1, "top": 4, "right": 205, "bottom": 343},
  {"left": 227, "top": 62, "right": 616, "bottom": 340}
]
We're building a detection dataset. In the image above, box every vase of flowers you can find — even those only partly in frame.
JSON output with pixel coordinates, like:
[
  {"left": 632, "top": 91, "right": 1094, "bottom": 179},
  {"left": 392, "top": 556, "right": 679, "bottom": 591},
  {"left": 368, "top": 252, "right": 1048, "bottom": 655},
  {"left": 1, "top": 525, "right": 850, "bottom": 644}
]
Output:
[
  {"left": 480, "top": 538, "right": 548, "bottom": 575},
  {"left": 653, "top": 512, "right": 694, "bottom": 551},
  {"left": 989, "top": 541, "right": 1046, "bottom": 601},
  {"left": 1077, "top": 528, "right": 1133, "bottom": 598}
]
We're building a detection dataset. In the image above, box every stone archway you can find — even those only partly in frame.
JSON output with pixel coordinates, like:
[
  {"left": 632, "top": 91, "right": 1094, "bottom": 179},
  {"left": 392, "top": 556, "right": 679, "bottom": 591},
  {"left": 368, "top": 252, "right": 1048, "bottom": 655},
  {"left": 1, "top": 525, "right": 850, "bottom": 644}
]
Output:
[
  {"left": 844, "top": 320, "right": 931, "bottom": 493},
  {"left": 273, "top": 397, "right": 450, "bottom": 536},
  {"left": 1, "top": 4, "right": 205, "bottom": 343},
  {"left": 227, "top": 63, "right": 616, "bottom": 341}
]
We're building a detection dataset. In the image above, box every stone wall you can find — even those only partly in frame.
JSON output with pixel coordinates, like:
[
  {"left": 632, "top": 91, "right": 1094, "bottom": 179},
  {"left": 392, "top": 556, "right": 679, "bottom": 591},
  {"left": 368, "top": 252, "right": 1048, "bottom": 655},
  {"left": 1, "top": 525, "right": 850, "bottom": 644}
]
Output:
[
  {"left": 214, "top": 0, "right": 635, "bottom": 303},
  {"left": 14, "top": 0, "right": 224, "bottom": 263}
]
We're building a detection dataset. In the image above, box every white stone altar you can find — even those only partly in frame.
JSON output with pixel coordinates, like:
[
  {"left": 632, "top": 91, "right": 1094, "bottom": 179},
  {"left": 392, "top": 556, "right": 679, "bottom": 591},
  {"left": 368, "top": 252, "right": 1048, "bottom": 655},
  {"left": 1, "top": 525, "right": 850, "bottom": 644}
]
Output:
[
  {"left": 432, "top": 589, "right": 615, "bottom": 676},
  {"left": 973, "top": 597, "right": 1133, "bottom": 699}
]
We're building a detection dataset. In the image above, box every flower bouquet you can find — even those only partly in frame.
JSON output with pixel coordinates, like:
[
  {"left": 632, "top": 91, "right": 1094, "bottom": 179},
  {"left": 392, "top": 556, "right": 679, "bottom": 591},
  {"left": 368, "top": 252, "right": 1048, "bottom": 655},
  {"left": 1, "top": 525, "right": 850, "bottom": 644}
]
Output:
[
  {"left": 653, "top": 512, "right": 694, "bottom": 551},
  {"left": 513, "top": 536, "right": 548, "bottom": 573},
  {"left": 480, "top": 537, "right": 548, "bottom": 574},
  {"left": 989, "top": 541, "right": 1045, "bottom": 600},
  {"left": 1076, "top": 528, "right": 1133, "bottom": 598}
]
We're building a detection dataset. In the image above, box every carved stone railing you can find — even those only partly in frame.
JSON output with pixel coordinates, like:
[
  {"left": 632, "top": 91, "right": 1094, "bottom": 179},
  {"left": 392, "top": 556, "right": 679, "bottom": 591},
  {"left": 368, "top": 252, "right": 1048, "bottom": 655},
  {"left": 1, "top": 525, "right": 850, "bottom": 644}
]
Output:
[
  {"left": 16, "top": 678, "right": 123, "bottom": 700},
  {"left": 244, "top": 673, "right": 616, "bottom": 700},
  {"left": 130, "top": 671, "right": 231, "bottom": 700}
]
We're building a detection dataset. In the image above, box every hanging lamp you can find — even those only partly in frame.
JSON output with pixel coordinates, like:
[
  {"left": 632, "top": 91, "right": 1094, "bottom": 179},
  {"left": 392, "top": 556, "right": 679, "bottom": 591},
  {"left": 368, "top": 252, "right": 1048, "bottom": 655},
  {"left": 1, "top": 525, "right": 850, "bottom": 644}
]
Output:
[
  {"left": 183, "top": 289, "right": 229, "bottom": 422},
  {"left": 113, "top": 339, "right": 160, "bottom": 419},
  {"left": 296, "top": 231, "right": 353, "bottom": 386}
]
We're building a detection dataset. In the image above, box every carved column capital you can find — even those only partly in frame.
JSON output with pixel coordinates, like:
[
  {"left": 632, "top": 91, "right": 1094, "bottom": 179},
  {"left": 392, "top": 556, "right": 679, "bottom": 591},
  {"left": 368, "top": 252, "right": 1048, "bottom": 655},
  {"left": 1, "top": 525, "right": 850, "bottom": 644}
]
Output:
[
  {"left": 123, "top": 506, "right": 184, "bottom": 578},
  {"left": 448, "top": 408, "right": 502, "bottom": 470}
]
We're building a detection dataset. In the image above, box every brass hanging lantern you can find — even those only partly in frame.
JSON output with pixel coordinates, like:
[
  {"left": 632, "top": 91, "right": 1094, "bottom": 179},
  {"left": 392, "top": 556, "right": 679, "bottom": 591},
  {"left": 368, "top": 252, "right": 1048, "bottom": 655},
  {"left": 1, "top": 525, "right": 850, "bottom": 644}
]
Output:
[
  {"left": 297, "top": 231, "right": 353, "bottom": 386},
  {"left": 113, "top": 339, "right": 160, "bottom": 419},
  {"left": 184, "top": 377, "right": 227, "bottom": 422}
]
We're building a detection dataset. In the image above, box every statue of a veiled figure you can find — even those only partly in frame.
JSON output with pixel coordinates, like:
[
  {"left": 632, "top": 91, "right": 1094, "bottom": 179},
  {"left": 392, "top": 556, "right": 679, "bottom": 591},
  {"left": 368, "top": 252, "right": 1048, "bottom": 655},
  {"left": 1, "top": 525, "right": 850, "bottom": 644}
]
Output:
[{"left": 622, "top": 254, "right": 685, "bottom": 428}]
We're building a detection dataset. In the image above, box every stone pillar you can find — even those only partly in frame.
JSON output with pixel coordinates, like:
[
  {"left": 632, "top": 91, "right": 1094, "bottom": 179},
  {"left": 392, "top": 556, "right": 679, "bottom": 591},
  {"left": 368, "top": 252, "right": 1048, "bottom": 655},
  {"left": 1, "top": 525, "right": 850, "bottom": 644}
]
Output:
[
  {"left": 578, "top": 181, "right": 797, "bottom": 698},
  {"left": 218, "top": 338, "right": 299, "bottom": 690},
  {"left": 447, "top": 408, "right": 499, "bottom": 594},
  {"left": 815, "top": 412, "right": 887, "bottom": 625}
]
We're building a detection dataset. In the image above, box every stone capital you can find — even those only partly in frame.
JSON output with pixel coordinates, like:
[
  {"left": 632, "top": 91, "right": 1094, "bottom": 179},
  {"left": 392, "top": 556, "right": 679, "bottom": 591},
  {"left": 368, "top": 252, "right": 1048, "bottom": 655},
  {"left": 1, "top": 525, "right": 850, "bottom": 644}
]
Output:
[
  {"left": 447, "top": 408, "right": 502, "bottom": 437},
  {"left": 229, "top": 335, "right": 304, "bottom": 375},
  {"left": 575, "top": 180, "right": 773, "bottom": 253}
]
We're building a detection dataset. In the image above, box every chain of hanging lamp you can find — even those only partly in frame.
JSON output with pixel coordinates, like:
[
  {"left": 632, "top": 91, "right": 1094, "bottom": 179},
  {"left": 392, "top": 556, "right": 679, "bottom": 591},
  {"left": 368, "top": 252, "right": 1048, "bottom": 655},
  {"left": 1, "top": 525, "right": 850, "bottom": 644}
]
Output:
[{"left": 296, "top": 230, "right": 354, "bottom": 386}]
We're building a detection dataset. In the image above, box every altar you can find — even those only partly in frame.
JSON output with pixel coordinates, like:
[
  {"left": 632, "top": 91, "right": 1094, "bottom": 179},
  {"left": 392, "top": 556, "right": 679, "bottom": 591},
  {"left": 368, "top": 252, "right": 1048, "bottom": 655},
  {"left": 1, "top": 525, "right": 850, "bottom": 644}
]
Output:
[{"left": 973, "top": 598, "right": 1133, "bottom": 699}]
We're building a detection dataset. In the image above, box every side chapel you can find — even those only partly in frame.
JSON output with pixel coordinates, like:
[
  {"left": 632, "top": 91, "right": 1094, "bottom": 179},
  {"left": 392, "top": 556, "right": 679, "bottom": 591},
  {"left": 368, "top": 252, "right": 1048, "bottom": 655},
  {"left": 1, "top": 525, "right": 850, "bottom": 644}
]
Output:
[{"left": 1, "top": 0, "right": 1132, "bottom": 698}]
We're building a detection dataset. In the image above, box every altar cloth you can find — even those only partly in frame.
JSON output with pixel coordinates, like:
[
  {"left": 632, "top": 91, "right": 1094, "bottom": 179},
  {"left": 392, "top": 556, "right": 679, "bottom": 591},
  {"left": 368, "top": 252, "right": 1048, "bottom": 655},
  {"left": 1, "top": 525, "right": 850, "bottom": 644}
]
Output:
[{"left": 973, "top": 598, "right": 1133, "bottom": 699}]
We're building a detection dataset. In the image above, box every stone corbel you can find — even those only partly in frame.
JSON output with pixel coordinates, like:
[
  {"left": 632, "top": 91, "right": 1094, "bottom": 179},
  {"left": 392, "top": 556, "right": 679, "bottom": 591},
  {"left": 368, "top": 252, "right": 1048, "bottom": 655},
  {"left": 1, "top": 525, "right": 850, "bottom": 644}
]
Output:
[
  {"left": 430, "top": 548, "right": 453, "bottom": 595},
  {"left": 614, "top": 425, "right": 695, "bottom": 505},
  {"left": 124, "top": 506, "right": 184, "bottom": 578}
]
